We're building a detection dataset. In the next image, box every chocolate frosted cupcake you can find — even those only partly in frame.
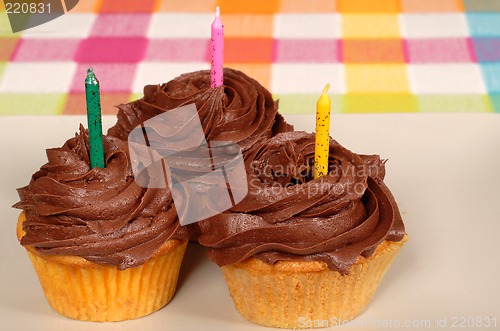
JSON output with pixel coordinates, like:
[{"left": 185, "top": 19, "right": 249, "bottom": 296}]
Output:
[
  {"left": 14, "top": 126, "right": 189, "bottom": 321},
  {"left": 198, "top": 131, "right": 407, "bottom": 328},
  {"left": 108, "top": 67, "right": 292, "bottom": 154}
]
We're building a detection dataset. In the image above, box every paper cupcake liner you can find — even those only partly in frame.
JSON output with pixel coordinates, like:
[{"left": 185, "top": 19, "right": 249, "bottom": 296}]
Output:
[
  {"left": 221, "top": 237, "right": 408, "bottom": 329},
  {"left": 17, "top": 213, "right": 187, "bottom": 322}
]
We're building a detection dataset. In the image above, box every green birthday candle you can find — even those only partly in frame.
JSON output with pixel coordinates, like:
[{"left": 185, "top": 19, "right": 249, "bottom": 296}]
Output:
[{"left": 85, "top": 68, "right": 105, "bottom": 168}]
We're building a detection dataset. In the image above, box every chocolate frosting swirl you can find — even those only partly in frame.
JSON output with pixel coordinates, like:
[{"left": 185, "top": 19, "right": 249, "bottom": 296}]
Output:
[
  {"left": 197, "top": 131, "right": 405, "bottom": 274},
  {"left": 14, "top": 126, "right": 189, "bottom": 269},
  {"left": 108, "top": 68, "right": 292, "bottom": 153}
]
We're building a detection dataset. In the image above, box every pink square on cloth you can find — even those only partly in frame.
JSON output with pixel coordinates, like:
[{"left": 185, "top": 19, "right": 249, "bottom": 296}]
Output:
[
  {"left": 13, "top": 39, "right": 80, "bottom": 61},
  {"left": 75, "top": 37, "right": 148, "bottom": 63},
  {"left": 405, "top": 38, "right": 474, "bottom": 63},
  {"left": 273, "top": 39, "right": 340, "bottom": 63},
  {"left": 70, "top": 63, "right": 138, "bottom": 92},
  {"left": 145, "top": 39, "right": 210, "bottom": 61},
  {"left": 90, "top": 14, "right": 152, "bottom": 37}
]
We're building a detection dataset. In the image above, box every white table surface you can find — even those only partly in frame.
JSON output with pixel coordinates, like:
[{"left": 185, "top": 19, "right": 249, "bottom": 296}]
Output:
[{"left": 0, "top": 114, "right": 499, "bottom": 331}]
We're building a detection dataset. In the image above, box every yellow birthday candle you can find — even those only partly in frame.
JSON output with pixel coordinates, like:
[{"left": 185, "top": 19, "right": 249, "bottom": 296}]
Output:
[{"left": 314, "top": 84, "right": 331, "bottom": 179}]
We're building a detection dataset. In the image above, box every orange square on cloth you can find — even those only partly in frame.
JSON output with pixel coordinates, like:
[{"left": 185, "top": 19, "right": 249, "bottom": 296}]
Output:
[
  {"left": 342, "top": 39, "right": 405, "bottom": 63},
  {"left": 216, "top": 0, "right": 280, "bottom": 14},
  {"left": 225, "top": 38, "right": 273, "bottom": 63},
  {"left": 337, "top": 0, "right": 401, "bottom": 13}
]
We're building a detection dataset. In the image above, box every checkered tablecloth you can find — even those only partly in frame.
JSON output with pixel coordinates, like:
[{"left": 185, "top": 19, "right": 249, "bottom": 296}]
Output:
[{"left": 1, "top": 0, "right": 500, "bottom": 116}]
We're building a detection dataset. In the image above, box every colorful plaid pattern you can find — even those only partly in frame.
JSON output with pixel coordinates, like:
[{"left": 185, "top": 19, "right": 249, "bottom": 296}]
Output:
[{"left": 1, "top": 0, "right": 500, "bottom": 115}]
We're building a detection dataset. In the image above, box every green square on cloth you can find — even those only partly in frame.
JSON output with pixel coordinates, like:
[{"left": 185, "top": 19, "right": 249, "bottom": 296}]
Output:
[
  {"left": 417, "top": 95, "right": 493, "bottom": 113},
  {"left": 0, "top": 94, "right": 66, "bottom": 115}
]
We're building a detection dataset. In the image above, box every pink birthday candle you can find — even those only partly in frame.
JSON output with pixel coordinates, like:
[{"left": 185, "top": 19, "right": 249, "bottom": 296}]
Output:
[{"left": 211, "top": 6, "right": 224, "bottom": 88}]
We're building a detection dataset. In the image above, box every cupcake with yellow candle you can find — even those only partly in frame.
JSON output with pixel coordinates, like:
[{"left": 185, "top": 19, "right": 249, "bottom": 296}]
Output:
[
  {"left": 198, "top": 131, "right": 407, "bottom": 329},
  {"left": 14, "top": 126, "right": 190, "bottom": 321}
]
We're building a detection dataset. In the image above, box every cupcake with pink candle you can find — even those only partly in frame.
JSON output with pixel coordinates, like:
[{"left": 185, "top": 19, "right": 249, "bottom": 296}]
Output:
[{"left": 109, "top": 7, "right": 292, "bottom": 156}]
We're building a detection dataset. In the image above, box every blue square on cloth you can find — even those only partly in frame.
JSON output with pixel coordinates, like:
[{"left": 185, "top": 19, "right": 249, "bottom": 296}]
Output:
[
  {"left": 472, "top": 37, "right": 500, "bottom": 62},
  {"left": 467, "top": 13, "right": 500, "bottom": 37},
  {"left": 480, "top": 63, "right": 500, "bottom": 93}
]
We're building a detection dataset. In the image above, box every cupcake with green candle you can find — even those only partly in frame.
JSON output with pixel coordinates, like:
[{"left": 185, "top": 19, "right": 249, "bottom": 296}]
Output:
[
  {"left": 14, "top": 126, "right": 190, "bottom": 322},
  {"left": 14, "top": 69, "right": 190, "bottom": 321}
]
